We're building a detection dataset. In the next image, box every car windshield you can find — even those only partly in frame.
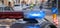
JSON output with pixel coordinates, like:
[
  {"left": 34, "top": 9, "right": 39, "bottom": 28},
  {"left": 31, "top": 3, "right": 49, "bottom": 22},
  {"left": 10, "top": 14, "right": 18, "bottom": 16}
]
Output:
[
  {"left": 0, "top": 7, "right": 14, "bottom": 12},
  {"left": 14, "top": 4, "right": 20, "bottom": 6}
]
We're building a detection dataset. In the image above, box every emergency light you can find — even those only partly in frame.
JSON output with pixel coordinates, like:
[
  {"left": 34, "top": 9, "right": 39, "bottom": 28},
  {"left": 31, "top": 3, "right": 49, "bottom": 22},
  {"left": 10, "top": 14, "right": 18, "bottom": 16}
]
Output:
[{"left": 26, "top": 11, "right": 45, "bottom": 19}]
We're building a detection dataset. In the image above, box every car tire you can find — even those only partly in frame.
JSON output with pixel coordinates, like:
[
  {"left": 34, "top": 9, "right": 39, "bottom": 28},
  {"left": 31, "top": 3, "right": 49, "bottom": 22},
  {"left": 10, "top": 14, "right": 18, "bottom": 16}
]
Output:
[{"left": 41, "top": 21, "right": 57, "bottom": 28}]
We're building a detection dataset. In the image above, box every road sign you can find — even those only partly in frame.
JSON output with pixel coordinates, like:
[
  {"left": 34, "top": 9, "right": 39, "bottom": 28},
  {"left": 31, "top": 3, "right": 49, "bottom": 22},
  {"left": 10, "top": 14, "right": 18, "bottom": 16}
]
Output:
[{"left": 52, "top": 7, "right": 58, "bottom": 14}]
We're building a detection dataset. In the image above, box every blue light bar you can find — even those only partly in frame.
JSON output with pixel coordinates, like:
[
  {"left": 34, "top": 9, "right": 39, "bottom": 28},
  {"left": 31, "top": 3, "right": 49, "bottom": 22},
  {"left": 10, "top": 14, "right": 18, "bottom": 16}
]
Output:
[{"left": 25, "top": 11, "right": 45, "bottom": 19}]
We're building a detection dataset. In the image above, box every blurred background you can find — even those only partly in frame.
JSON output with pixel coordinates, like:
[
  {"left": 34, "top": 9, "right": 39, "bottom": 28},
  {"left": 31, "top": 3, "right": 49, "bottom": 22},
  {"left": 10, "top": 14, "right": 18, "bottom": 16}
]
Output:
[{"left": 0, "top": 0, "right": 60, "bottom": 28}]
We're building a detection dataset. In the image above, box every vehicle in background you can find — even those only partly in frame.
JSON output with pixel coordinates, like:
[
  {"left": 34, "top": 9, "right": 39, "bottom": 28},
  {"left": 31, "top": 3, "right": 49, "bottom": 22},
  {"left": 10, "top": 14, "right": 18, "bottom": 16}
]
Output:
[
  {"left": 0, "top": 5, "right": 24, "bottom": 19},
  {"left": 13, "top": 4, "right": 30, "bottom": 11}
]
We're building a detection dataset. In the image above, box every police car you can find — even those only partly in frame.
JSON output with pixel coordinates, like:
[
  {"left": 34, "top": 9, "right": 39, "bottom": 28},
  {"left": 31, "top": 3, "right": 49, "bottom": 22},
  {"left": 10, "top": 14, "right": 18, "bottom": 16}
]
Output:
[{"left": 10, "top": 10, "right": 57, "bottom": 28}]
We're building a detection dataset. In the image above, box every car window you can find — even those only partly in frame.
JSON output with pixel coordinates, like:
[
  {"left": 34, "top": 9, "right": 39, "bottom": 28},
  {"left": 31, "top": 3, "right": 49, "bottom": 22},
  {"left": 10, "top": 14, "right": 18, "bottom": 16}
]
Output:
[
  {"left": 4, "top": 7, "right": 11, "bottom": 10},
  {"left": 14, "top": 5, "right": 20, "bottom": 6},
  {"left": 0, "top": 7, "right": 4, "bottom": 12},
  {"left": 4, "top": 7, "right": 14, "bottom": 12},
  {"left": 0, "top": 7, "right": 14, "bottom": 12}
]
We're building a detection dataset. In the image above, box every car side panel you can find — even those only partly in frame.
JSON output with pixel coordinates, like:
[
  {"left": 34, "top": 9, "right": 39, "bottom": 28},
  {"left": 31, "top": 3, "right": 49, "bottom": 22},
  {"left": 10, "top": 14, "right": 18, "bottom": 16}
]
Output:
[{"left": 0, "top": 12, "right": 24, "bottom": 19}]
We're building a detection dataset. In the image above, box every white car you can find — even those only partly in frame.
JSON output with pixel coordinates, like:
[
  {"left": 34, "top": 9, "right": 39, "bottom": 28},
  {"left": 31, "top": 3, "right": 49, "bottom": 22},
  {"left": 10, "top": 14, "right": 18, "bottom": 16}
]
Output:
[{"left": 13, "top": 4, "right": 30, "bottom": 11}]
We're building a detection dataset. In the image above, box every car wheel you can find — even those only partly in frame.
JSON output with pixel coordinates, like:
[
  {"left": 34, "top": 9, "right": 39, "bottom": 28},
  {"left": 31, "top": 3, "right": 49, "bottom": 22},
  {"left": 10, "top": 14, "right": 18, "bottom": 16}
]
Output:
[
  {"left": 41, "top": 21, "right": 57, "bottom": 28},
  {"left": 44, "top": 24, "right": 53, "bottom": 28}
]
